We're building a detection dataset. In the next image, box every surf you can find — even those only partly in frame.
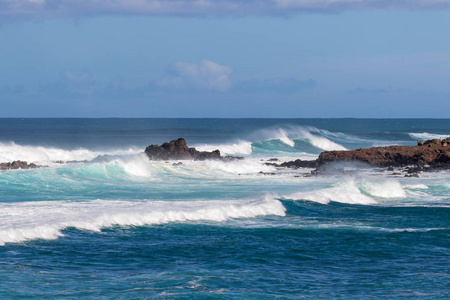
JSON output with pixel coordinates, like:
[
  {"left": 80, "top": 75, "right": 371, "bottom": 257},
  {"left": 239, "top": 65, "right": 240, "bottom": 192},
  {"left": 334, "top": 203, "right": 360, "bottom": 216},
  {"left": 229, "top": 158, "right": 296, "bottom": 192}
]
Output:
[
  {"left": 0, "top": 195, "right": 285, "bottom": 245},
  {"left": 0, "top": 141, "right": 142, "bottom": 165}
]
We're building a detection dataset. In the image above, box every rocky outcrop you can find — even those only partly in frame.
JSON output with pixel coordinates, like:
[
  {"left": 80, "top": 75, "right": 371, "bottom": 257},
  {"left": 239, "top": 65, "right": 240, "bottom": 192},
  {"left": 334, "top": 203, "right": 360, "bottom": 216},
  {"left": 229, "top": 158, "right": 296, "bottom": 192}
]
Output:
[
  {"left": 269, "top": 137, "right": 450, "bottom": 176},
  {"left": 266, "top": 159, "right": 318, "bottom": 169},
  {"left": 0, "top": 160, "right": 39, "bottom": 170},
  {"left": 145, "top": 138, "right": 242, "bottom": 161},
  {"left": 316, "top": 137, "right": 450, "bottom": 168}
]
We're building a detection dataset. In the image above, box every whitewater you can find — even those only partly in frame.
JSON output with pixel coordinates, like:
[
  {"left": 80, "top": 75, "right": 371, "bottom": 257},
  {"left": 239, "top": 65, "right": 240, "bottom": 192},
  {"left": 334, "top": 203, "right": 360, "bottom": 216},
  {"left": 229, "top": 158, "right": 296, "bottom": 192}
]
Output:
[{"left": 0, "top": 118, "right": 449, "bottom": 298}]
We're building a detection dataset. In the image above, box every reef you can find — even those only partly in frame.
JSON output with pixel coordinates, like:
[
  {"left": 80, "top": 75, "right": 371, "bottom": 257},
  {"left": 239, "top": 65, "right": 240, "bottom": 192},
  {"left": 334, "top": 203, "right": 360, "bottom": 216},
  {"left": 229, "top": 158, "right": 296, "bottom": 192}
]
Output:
[{"left": 145, "top": 138, "right": 243, "bottom": 161}]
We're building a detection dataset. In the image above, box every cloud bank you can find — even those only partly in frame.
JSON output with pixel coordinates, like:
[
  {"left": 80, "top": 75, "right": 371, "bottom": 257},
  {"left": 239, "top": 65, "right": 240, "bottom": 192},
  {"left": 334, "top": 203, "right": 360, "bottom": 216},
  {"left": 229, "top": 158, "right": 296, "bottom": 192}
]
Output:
[{"left": 2, "top": 0, "right": 450, "bottom": 20}]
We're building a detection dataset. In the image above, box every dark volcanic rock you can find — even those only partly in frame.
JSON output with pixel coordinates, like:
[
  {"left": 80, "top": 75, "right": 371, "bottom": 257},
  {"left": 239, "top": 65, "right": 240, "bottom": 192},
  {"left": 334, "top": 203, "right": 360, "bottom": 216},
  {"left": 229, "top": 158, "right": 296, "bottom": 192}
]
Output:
[
  {"left": 0, "top": 160, "right": 39, "bottom": 170},
  {"left": 223, "top": 156, "right": 244, "bottom": 161},
  {"left": 317, "top": 137, "right": 450, "bottom": 169},
  {"left": 280, "top": 159, "right": 318, "bottom": 169},
  {"left": 145, "top": 138, "right": 225, "bottom": 161},
  {"left": 267, "top": 159, "right": 318, "bottom": 169}
]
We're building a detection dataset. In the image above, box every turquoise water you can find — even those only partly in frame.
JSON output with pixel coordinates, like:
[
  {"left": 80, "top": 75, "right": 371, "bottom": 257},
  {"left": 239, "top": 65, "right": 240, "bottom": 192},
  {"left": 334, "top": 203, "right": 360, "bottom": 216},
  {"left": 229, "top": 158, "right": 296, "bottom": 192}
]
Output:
[{"left": 1, "top": 119, "right": 449, "bottom": 298}]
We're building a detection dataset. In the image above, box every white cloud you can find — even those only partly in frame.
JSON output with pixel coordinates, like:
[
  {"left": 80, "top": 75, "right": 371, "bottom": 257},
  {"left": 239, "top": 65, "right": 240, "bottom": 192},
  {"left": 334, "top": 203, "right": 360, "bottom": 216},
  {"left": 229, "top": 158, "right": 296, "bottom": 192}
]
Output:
[
  {"left": 2, "top": 0, "right": 450, "bottom": 19},
  {"left": 157, "top": 59, "right": 232, "bottom": 91}
]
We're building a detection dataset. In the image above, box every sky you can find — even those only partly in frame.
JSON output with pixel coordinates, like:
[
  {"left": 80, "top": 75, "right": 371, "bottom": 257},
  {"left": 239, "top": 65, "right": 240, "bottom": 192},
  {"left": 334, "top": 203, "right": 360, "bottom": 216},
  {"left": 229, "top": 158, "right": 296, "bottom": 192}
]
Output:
[{"left": 1, "top": 0, "right": 450, "bottom": 118}]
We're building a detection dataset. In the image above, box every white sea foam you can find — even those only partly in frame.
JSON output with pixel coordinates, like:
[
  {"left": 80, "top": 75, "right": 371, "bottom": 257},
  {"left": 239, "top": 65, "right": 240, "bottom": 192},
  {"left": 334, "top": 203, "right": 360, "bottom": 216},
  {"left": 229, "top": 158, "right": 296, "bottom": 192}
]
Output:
[
  {"left": 297, "top": 132, "right": 347, "bottom": 151},
  {"left": 54, "top": 155, "right": 156, "bottom": 181},
  {"left": 165, "top": 158, "right": 277, "bottom": 178},
  {"left": 252, "top": 126, "right": 346, "bottom": 151},
  {"left": 202, "top": 159, "right": 276, "bottom": 175},
  {"left": 276, "top": 129, "right": 296, "bottom": 147},
  {"left": 115, "top": 154, "right": 154, "bottom": 178},
  {"left": 298, "top": 127, "right": 347, "bottom": 150},
  {"left": 193, "top": 126, "right": 347, "bottom": 158},
  {"left": 359, "top": 179, "right": 406, "bottom": 199},
  {"left": 409, "top": 132, "right": 449, "bottom": 141},
  {"left": 194, "top": 140, "right": 253, "bottom": 156},
  {"left": 0, "top": 142, "right": 142, "bottom": 164},
  {"left": 283, "top": 177, "right": 416, "bottom": 205},
  {"left": 250, "top": 128, "right": 295, "bottom": 147},
  {"left": 284, "top": 180, "right": 378, "bottom": 205},
  {"left": 404, "top": 184, "right": 429, "bottom": 190},
  {"left": 182, "top": 126, "right": 348, "bottom": 156},
  {"left": 0, "top": 196, "right": 286, "bottom": 245}
]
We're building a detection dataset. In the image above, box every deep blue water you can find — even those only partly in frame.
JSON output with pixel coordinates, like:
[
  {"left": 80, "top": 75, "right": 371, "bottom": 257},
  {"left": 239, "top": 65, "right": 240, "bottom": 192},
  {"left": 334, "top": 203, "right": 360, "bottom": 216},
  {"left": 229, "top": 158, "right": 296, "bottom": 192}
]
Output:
[{"left": 0, "top": 119, "right": 449, "bottom": 298}]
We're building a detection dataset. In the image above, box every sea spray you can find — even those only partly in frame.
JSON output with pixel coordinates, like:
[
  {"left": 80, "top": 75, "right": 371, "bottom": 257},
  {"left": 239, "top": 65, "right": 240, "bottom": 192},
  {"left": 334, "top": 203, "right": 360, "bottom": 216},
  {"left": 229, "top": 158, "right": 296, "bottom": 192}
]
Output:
[{"left": 194, "top": 140, "right": 253, "bottom": 156}]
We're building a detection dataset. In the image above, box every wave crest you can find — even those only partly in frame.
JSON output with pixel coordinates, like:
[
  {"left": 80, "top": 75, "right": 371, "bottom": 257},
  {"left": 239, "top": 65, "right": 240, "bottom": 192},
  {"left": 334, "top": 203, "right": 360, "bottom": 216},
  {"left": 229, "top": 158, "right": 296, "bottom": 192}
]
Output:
[
  {"left": 0, "top": 196, "right": 285, "bottom": 245},
  {"left": 409, "top": 132, "right": 449, "bottom": 141},
  {"left": 283, "top": 178, "right": 407, "bottom": 205},
  {"left": 194, "top": 140, "right": 252, "bottom": 156},
  {"left": 0, "top": 142, "right": 142, "bottom": 164}
]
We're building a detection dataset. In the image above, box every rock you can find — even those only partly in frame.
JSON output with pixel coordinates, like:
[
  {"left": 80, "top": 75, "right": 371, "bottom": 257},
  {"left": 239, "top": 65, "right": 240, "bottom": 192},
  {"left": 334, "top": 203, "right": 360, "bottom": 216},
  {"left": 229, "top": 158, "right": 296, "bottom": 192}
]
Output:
[
  {"left": 417, "top": 140, "right": 424, "bottom": 146},
  {"left": 259, "top": 171, "right": 275, "bottom": 175},
  {"left": 145, "top": 138, "right": 240, "bottom": 161},
  {"left": 223, "top": 156, "right": 244, "bottom": 161},
  {"left": 195, "top": 149, "right": 221, "bottom": 161},
  {"left": 67, "top": 160, "right": 89, "bottom": 163},
  {"left": 266, "top": 159, "right": 318, "bottom": 169},
  {"left": 145, "top": 138, "right": 192, "bottom": 160},
  {"left": 281, "top": 159, "right": 318, "bottom": 169},
  {"left": 423, "top": 139, "right": 441, "bottom": 146},
  {"left": 0, "top": 160, "right": 40, "bottom": 170},
  {"left": 405, "top": 174, "right": 419, "bottom": 178},
  {"left": 406, "top": 166, "right": 422, "bottom": 174},
  {"left": 316, "top": 137, "right": 450, "bottom": 171}
]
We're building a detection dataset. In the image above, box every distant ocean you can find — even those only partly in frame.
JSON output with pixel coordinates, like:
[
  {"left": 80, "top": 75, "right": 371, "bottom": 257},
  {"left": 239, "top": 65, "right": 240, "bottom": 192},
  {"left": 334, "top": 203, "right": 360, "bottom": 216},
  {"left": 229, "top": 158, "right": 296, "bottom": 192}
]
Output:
[{"left": 1, "top": 118, "right": 449, "bottom": 298}]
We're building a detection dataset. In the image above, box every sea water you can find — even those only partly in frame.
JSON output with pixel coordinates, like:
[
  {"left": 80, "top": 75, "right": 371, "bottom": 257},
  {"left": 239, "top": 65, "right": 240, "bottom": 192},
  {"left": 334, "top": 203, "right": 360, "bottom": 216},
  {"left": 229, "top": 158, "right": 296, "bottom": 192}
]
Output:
[{"left": 0, "top": 118, "right": 449, "bottom": 298}]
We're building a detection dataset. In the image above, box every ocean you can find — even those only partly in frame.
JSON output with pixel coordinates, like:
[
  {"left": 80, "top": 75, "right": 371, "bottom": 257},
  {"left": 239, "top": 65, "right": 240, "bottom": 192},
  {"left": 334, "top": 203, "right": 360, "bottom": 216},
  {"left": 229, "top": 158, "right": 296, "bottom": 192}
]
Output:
[{"left": 0, "top": 118, "right": 449, "bottom": 299}]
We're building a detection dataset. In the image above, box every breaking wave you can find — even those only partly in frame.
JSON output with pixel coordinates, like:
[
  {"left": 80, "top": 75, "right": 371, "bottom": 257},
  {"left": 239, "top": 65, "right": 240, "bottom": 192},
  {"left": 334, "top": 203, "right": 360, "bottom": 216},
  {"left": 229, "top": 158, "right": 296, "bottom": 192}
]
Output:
[
  {"left": 194, "top": 126, "right": 348, "bottom": 157},
  {"left": 66, "top": 154, "right": 155, "bottom": 179},
  {"left": 359, "top": 179, "right": 406, "bottom": 198},
  {"left": 194, "top": 140, "right": 253, "bottom": 156},
  {"left": 0, "top": 126, "right": 349, "bottom": 163},
  {"left": 0, "top": 196, "right": 285, "bottom": 245},
  {"left": 252, "top": 126, "right": 347, "bottom": 151},
  {"left": 283, "top": 179, "right": 407, "bottom": 205},
  {"left": 0, "top": 142, "right": 142, "bottom": 164},
  {"left": 409, "top": 132, "right": 449, "bottom": 141}
]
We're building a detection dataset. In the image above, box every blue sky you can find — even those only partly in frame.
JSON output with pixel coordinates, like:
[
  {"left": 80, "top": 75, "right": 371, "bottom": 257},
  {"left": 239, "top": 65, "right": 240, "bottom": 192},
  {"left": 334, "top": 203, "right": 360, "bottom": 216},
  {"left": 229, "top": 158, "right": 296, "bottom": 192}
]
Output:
[{"left": 1, "top": 1, "right": 450, "bottom": 117}]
